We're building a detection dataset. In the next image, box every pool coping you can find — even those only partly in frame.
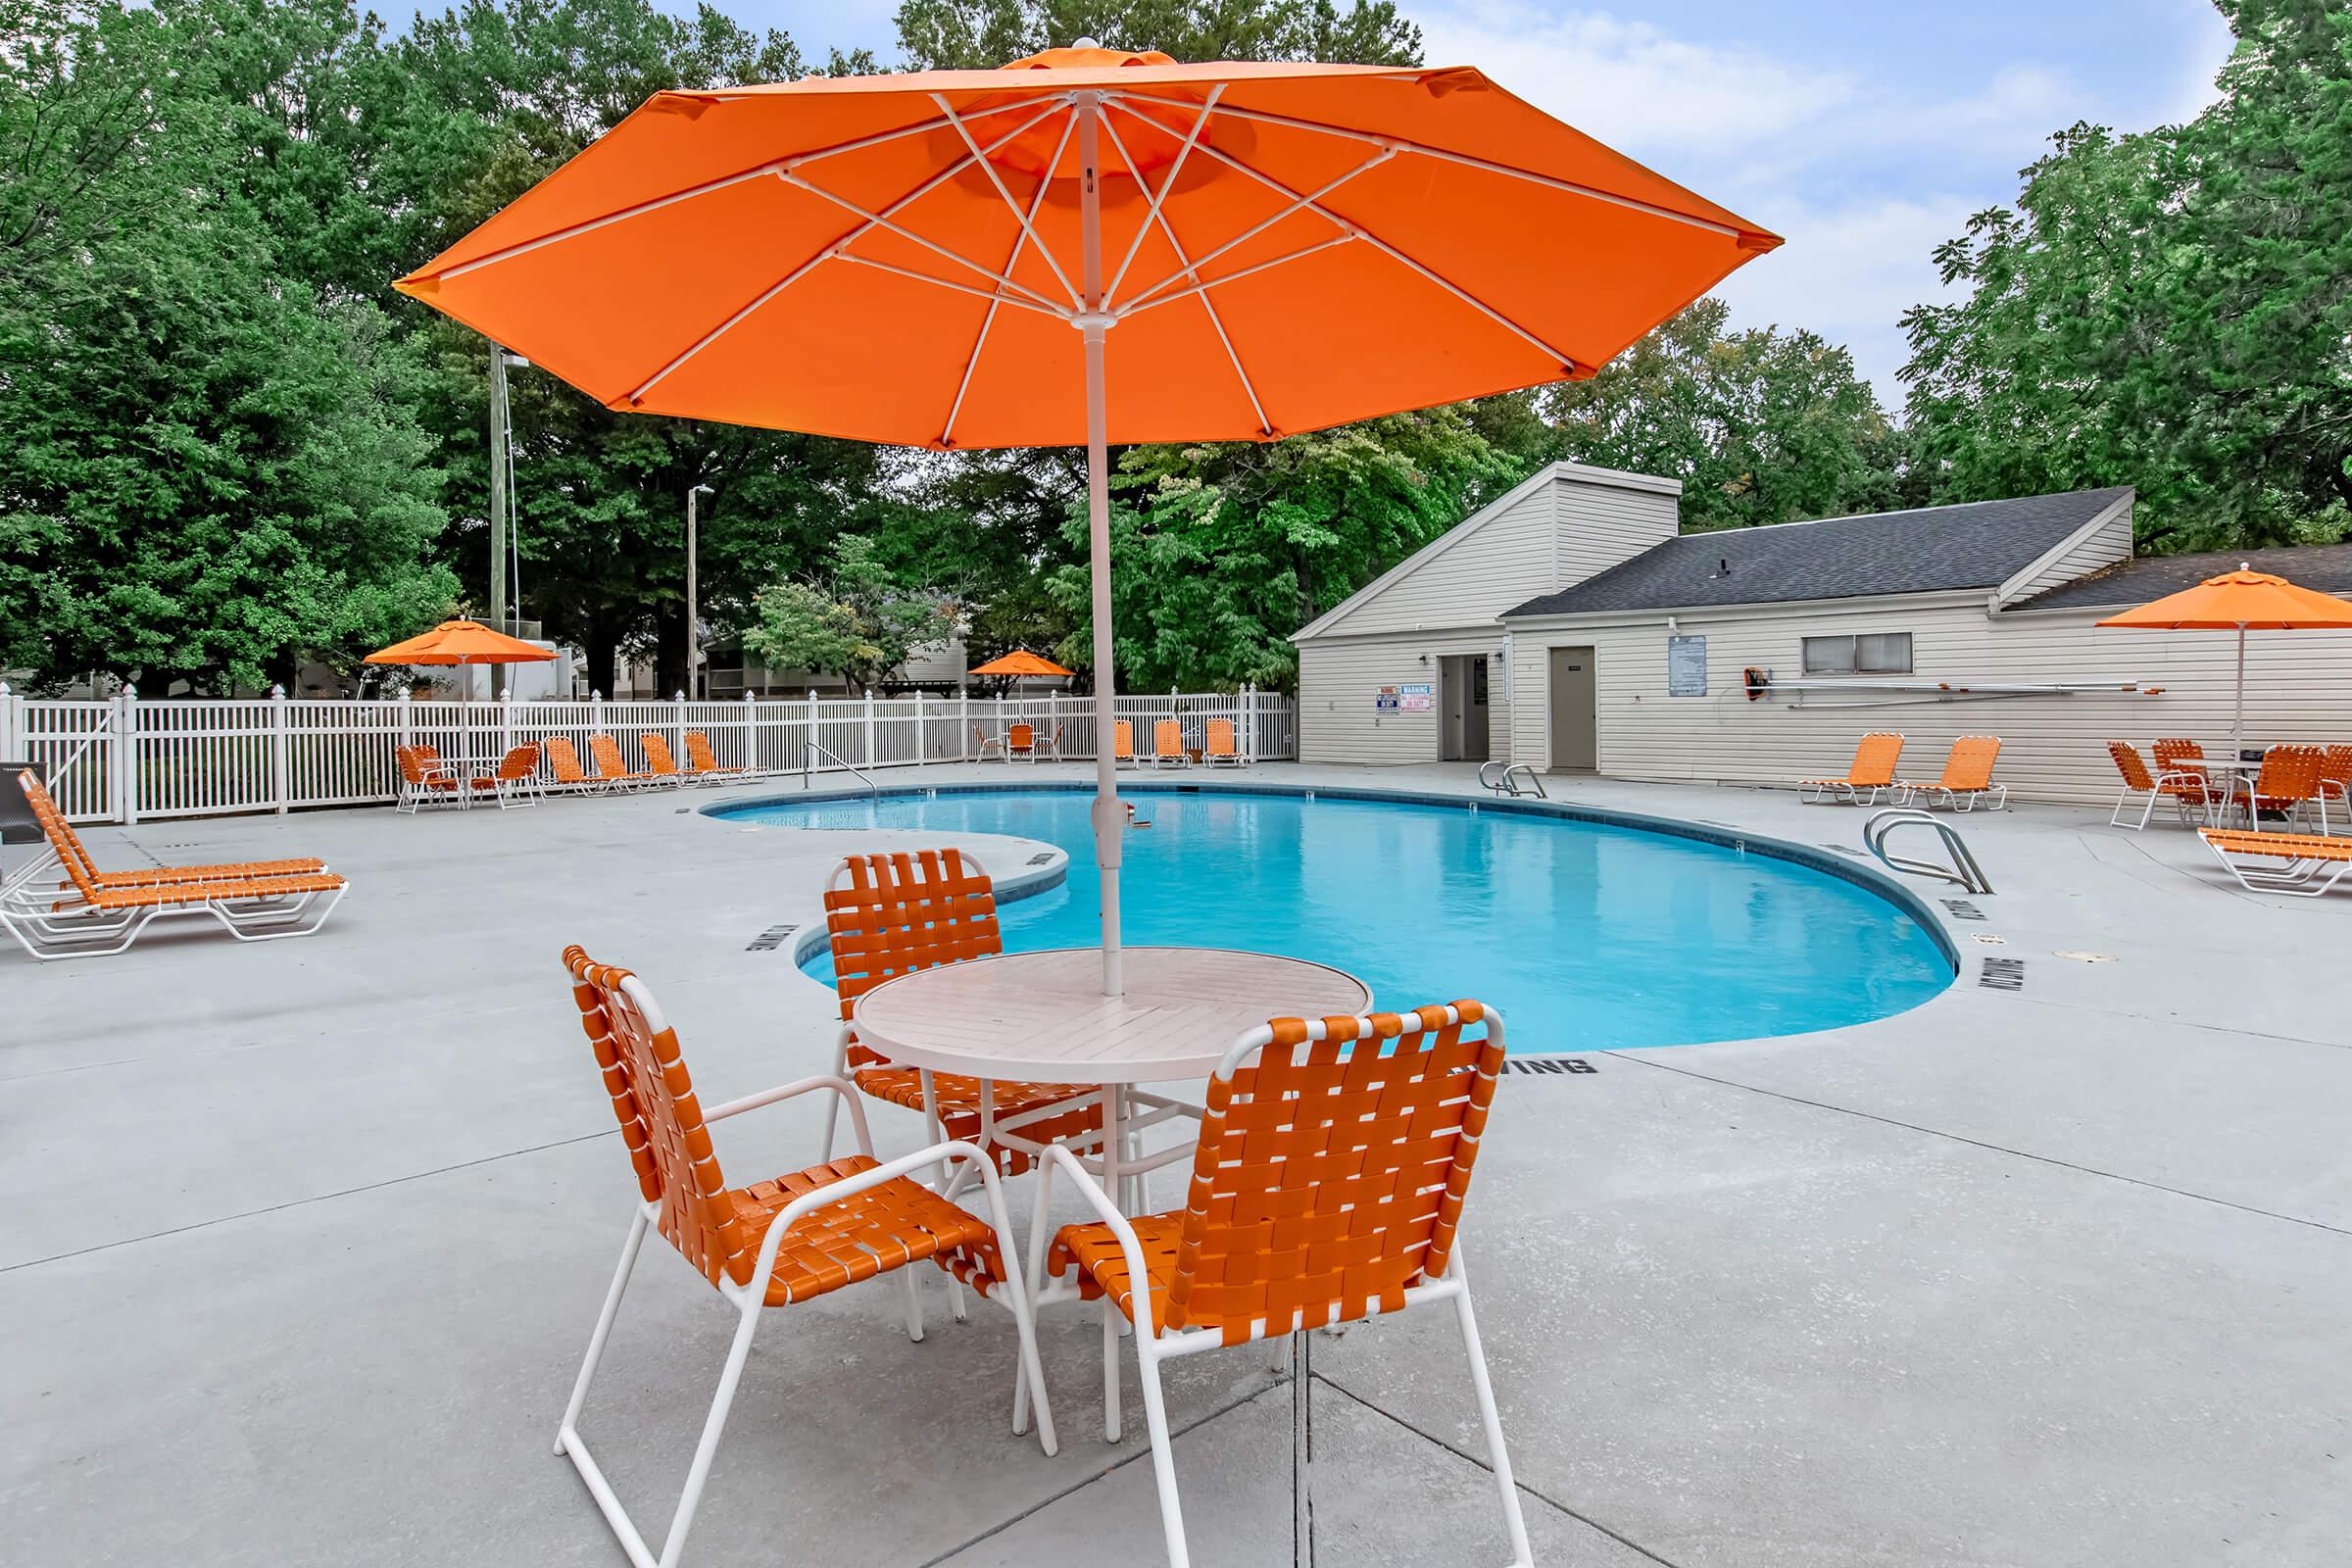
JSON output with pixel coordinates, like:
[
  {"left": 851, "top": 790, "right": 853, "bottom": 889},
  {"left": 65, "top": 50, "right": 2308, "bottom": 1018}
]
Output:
[{"left": 704, "top": 778, "right": 1964, "bottom": 1045}]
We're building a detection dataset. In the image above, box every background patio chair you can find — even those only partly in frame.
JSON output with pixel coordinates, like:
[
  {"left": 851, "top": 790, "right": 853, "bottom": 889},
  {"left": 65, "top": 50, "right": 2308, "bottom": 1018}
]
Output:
[
  {"left": 972, "top": 724, "right": 1007, "bottom": 762},
  {"left": 682, "top": 731, "right": 744, "bottom": 782},
  {"left": 2229, "top": 744, "right": 2328, "bottom": 831},
  {"left": 1152, "top": 718, "right": 1188, "bottom": 768},
  {"left": 554, "top": 946, "right": 1055, "bottom": 1568},
  {"left": 2199, "top": 827, "right": 2352, "bottom": 897},
  {"left": 394, "top": 744, "right": 466, "bottom": 811},
  {"left": 1896, "top": 735, "right": 2006, "bottom": 810},
  {"left": 818, "top": 851, "right": 1102, "bottom": 1189},
  {"left": 1201, "top": 717, "right": 1241, "bottom": 766},
  {"left": 1007, "top": 721, "right": 1036, "bottom": 762},
  {"left": 588, "top": 733, "right": 656, "bottom": 791},
  {"left": 2317, "top": 744, "right": 2352, "bottom": 834},
  {"left": 543, "top": 736, "right": 596, "bottom": 794},
  {"left": 1112, "top": 719, "right": 1135, "bottom": 768},
  {"left": 1799, "top": 732, "right": 1901, "bottom": 804},
  {"left": 476, "top": 742, "right": 545, "bottom": 808},
  {"left": 2106, "top": 742, "right": 2216, "bottom": 830},
  {"left": 1039, "top": 1002, "right": 1530, "bottom": 1568},
  {"left": 638, "top": 733, "right": 687, "bottom": 786}
]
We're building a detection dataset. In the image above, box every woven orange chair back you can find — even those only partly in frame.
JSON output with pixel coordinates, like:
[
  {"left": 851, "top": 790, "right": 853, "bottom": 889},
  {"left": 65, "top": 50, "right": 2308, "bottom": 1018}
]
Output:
[
  {"left": 1938, "top": 735, "right": 2000, "bottom": 791},
  {"left": 1849, "top": 732, "right": 1902, "bottom": 787},
  {"left": 2323, "top": 745, "right": 2352, "bottom": 787},
  {"left": 683, "top": 731, "right": 723, "bottom": 770},
  {"left": 1164, "top": 1003, "right": 1503, "bottom": 1346},
  {"left": 2152, "top": 738, "right": 2204, "bottom": 772},
  {"left": 2253, "top": 744, "right": 2327, "bottom": 804},
  {"left": 1008, "top": 722, "right": 1033, "bottom": 749},
  {"left": 544, "top": 736, "right": 589, "bottom": 783},
  {"left": 394, "top": 745, "right": 445, "bottom": 787},
  {"left": 588, "top": 733, "right": 633, "bottom": 779},
  {"left": 1153, "top": 718, "right": 1183, "bottom": 757},
  {"left": 2107, "top": 741, "right": 2154, "bottom": 792},
  {"left": 564, "top": 946, "right": 761, "bottom": 1291},
  {"left": 17, "top": 771, "right": 103, "bottom": 899},
  {"left": 641, "top": 733, "right": 680, "bottom": 775},
  {"left": 1204, "top": 718, "right": 1236, "bottom": 756},
  {"left": 823, "top": 851, "right": 1003, "bottom": 1068},
  {"left": 1113, "top": 720, "right": 1133, "bottom": 760},
  {"left": 493, "top": 742, "right": 540, "bottom": 782}
]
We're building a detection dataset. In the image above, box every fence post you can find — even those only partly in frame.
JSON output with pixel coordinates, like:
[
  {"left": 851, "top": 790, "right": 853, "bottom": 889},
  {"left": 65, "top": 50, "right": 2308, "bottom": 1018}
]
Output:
[
  {"left": 674, "top": 689, "right": 687, "bottom": 760},
  {"left": 269, "top": 684, "right": 291, "bottom": 814},
  {"left": 114, "top": 682, "right": 138, "bottom": 825},
  {"left": 591, "top": 690, "right": 605, "bottom": 740},
  {"left": 1242, "top": 683, "right": 1255, "bottom": 764},
  {"left": 912, "top": 690, "right": 925, "bottom": 761},
  {"left": 500, "top": 688, "right": 515, "bottom": 755},
  {"left": 0, "top": 681, "right": 14, "bottom": 761},
  {"left": 744, "top": 691, "right": 759, "bottom": 773},
  {"left": 806, "top": 688, "right": 818, "bottom": 780},
  {"left": 862, "top": 687, "right": 876, "bottom": 766},
  {"left": 959, "top": 691, "right": 970, "bottom": 760}
]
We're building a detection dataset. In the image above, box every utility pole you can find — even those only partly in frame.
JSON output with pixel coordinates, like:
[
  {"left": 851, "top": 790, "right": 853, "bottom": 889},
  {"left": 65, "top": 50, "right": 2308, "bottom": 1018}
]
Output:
[
  {"left": 488, "top": 347, "right": 510, "bottom": 700},
  {"left": 686, "top": 484, "right": 714, "bottom": 700}
]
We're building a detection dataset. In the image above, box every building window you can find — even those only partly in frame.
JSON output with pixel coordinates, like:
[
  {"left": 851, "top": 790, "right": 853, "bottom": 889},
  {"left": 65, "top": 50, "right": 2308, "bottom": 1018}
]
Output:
[{"left": 1802, "top": 632, "right": 1912, "bottom": 675}]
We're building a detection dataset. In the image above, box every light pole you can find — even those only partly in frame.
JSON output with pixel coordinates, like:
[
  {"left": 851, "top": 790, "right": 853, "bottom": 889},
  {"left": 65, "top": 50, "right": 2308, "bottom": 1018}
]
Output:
[
  {"left": 686, "top": 483, "right": 713, "bottom": 700},
  {"left": 489, "top": 349, "right": 530, "bottom": 698}
]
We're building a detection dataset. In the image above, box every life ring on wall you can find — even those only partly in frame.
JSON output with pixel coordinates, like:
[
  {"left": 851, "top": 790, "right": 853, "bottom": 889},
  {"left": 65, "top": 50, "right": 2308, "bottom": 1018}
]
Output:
[{"left": 1742, "top": 666, "right": 1769, "bottom": 702}]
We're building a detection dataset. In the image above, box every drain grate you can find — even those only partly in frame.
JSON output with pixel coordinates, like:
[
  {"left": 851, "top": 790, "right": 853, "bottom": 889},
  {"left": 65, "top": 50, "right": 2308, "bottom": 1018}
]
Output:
[
  {"left": 1941, "top": 898, "right": 1985, "bottom": 921},
  {"left": 1505, "top": 1057, "right": 1598, "bottom": 1075},
  {"left": 1027, "top": 851, "right": 1054, "bottom": 865},
  {"left": 745, "top": 923, "right": 797, "bottom": 953},
  {"left": 1979, "top": 956, "right": 2026, "bottom": 991}
]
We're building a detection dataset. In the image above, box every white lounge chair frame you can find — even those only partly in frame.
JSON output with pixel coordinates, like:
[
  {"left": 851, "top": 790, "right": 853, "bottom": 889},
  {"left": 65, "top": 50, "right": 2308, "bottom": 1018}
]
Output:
[
  {"left": 1, "top": 858, "right": 347, "bottom": 960},
  {"left": 2200, "top": 830, "right": 2352, "bottom": 898}
]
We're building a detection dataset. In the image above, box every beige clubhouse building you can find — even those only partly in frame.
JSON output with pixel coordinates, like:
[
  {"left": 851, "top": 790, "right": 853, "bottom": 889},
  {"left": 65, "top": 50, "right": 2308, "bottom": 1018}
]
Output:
[{"left": 1291, "top": 463, "right": 2352, "bottom": 805}]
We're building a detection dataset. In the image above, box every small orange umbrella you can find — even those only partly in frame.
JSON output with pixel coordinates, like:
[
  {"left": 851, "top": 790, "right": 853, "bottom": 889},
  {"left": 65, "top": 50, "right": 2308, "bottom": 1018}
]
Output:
[
  {"left": 365, "top": 618, "right": 556, "bottom": 666},
  {"left": 2099, "top": 566, "right": 2352, "bottom": 757},
  {"left": 968, "top": 650, "right": 1075, "bottom": 678},
  {"left": 395, "top": 42, "right": 1778, "bottom": 994}
]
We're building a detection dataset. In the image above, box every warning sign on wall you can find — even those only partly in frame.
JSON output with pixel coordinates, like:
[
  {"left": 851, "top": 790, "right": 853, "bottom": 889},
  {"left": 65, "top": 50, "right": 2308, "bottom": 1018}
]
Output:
[{"left": 1400, "top": 682, "right": 1433, "bottom": 711}]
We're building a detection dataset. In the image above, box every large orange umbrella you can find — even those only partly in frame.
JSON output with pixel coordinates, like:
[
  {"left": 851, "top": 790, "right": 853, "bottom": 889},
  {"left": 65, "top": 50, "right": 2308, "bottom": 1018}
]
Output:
[
  {"left": 968, "top": 650, "right": 1075, "bottom": 678},
  {"left": 364, "top": 618, "right": 557, "bottom": 666},
  {"left": 395, "top": 42, "right": 1779, "bottom": 993},
  {"left": 2098, "top": 566, "right": 2352, "bottom": 757}
]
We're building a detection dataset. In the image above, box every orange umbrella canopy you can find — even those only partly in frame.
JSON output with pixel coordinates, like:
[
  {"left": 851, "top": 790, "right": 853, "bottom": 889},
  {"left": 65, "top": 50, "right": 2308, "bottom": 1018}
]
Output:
[
  {"left": 394, "top": 46, "right": 1780, "bottom": 448},
  {"left": 364, "top": 619, "right": 557, "bottom": 665},
  {"left": 2096, "top": 567, "right": 2352, "bottom": 630},
  {"left": 968, "top": 650, "right": 1075, "bottom": 676}
]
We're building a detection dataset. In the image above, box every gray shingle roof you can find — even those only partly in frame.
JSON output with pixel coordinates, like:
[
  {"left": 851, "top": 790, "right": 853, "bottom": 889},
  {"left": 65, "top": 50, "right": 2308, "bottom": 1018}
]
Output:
[
  {"left": 2010, "top": 542, "right": 2352, "bottom": 612},
  {"left": 1501, "top": 487, "right": 2135, "bottom": 619}
]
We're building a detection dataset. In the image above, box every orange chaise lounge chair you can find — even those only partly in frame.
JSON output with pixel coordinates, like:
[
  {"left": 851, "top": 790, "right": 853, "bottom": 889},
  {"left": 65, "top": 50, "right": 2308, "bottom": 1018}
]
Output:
[
  {"left": 3, "top": 772, "right": 346, "bottom": 960},
  {"left": 682, "top": 730, "right": 745, "bottom": 782},
  {"left": 1895, "top": 735, "right": 2007, "bottom": 811},
  {"left": 1799, "top": 732, "right": 1903, "bottom": 805}
]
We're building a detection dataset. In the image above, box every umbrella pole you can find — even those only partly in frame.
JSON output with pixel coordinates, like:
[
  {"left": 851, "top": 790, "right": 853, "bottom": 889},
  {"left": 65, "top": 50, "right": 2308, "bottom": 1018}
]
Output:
[
  {"left": 1078, "top": 95, "right": 1122, "bottom": 998},
  {"left": 2233, "top": 623, "right": 2246, "bottom": 761}
]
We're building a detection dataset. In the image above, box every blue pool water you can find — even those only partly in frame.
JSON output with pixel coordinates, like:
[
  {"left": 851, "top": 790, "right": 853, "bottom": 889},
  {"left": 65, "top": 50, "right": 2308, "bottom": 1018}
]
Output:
[{"left": 715, "top": 787, "right": 1951, "bottom": 1052}]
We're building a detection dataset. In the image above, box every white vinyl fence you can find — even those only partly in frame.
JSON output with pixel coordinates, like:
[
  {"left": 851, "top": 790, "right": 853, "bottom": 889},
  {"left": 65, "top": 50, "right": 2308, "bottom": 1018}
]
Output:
[{"left": 0, "top": 683, "right": 1297, "bottom": 824}]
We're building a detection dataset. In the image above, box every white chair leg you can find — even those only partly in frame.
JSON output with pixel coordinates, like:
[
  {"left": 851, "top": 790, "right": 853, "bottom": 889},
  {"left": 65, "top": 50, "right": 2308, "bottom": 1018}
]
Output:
[
  {"left": 1450, "top": 1286, "right": 1534, "bottom": 1568},
  {"left": 1011, "top": 1154, "right": 1058, "bottom": 1436},
  {"left": 653, "top": 1296, "right": 765, "bottom": 1568},
  {"left": 1136, "top": 1344, "right": 1191, "bottom": 1568},
  {"left": 1102, "top": 1299, "right": 1124, "bottom": 1443},
  {"left": 938, "top": 1161, "right": 977, "bottom": 1323},
  {"left": 555, "top": 1209, "right": 651, "bottom": 1456},
  {"left": 899, "top": 1267, "right": 926, "bottom": 1343}
]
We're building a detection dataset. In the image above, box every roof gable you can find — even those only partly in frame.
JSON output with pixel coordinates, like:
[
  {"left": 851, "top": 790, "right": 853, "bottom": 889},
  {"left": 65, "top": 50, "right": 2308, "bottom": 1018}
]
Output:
[
  {"left": 1501, "top": 487, "right": 2136, "bottom": 619},
  {"left": 2011, "top": 541, "right": 2352, "bottom": 612}
]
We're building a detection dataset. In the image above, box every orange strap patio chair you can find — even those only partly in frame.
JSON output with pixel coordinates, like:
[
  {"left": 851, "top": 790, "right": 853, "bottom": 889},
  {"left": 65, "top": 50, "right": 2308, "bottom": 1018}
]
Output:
[
  {"left": 819, "top": 851, "right": 1103, "bottom": 1185},
  {"left": 1034, "top": 722, "right": 1064, "bottom": 761},
  {"left": 972, "top": 724, "right": 1008, "bottom": 762},
  {"left": 2199, "top": 827, "right": 2352, "bottom": 898},
  {"left": 2229, "top": 744, "right": 2328, "bottom": 831},
  {"left": 1799, "top": 732, "right": 1902, "bottom": 804},
  {"left": 473, "top": 742, "right": 545, "bottom": 808},
  {"left": 4, "top": 772, "right": 346, "bottom": 960},
  {"left": 543, "top": 735, "right": 596, "bottom": 792},
  {"left": 587, "top": 733, "right": 656, "bottom": 791},
  {"left": 682, "top": 730, "right": 744, "bottom": 782},
  {"left": 1006, "top": 721, "right": 1036, "bottom": 761},
  {"left": 1201, "top": 717, "right": 1241, "bottom": 767},
  {"left": 638, "top": 732, "right": 686, "bottom": 786},
  {"left": 394, "top": 744, "right": 466, "bottom": 811},
  {"left": 1038, "top": 1002, "right": 1530, "bottom": 1568},
  {"left": 1112, "top": 718, "right": 1135, "bottom": 768},
  {"left": 2316, "top": 744, "right": 2352, "bottom": 835},
  {"left": 2106, "top": 742, "right": 2217, "bottom": 831},
  {"left": 553, "top": 946, "right": 1054, "bottom": 1568},
  {"left": 2152, "top": 737, "right": 2205, "bottom": 774},
  {"left": 1151, "top": 717, "right": 1189, "bottom": 769},
  {"left": 1896, "top": 735, "right": 2006, "bottom": 811}
]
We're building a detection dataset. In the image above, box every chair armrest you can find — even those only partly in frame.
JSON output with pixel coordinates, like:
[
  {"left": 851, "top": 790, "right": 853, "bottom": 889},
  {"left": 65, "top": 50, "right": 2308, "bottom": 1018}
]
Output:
[
  {"left": 705, "top": 1072, "right": 861, "bottom": 1124},
  {"left": 1041, "top": 1144, "right": 1161, "bottom": 1336}
]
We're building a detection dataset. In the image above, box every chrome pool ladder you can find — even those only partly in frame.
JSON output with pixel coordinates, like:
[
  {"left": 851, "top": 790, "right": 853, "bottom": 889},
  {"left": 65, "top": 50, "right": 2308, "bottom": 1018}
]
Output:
[
  {"left": 803, "top": 739, "right": 879, "bottom": 801},
  {"left": 1478, "top": 760, "right": 1547, "bottom": 799},
  {"left": 1863, "top": 808, "right": 1992, "bottom": 896}
]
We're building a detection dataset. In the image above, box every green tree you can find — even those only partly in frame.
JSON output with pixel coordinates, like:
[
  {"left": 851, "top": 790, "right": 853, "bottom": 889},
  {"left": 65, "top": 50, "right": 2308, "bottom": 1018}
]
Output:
[
  {"left": 896, "top": 0, "right": 1419, "bottom": 71},
  {"left": 1901, "top": 0, "right": 2351, "bottom": 550},
  {"left": 1538, "top": 298, "right": 1908, "bottom": 531},
  {"left": 741, "top": 535, "right": 959, "bottom": 691}
]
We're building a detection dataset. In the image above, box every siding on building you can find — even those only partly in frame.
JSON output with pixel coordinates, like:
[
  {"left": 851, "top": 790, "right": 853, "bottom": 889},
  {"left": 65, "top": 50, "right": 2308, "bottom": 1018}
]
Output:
[
  {"left": 1295, "top": 464, "right": 1679, "bottom": 762},
  {"left": 1503, "top": 595, "right": 2352, "bottom": 805},
  {"left": 1995, "top": 497, "right": 2136, "bottom": 604}
]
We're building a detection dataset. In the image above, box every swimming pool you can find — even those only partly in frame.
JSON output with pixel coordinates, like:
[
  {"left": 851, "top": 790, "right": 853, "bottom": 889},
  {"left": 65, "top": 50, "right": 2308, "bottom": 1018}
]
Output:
[{"left": 713, "top": 786, "right": 1952, "bottom": 1052}]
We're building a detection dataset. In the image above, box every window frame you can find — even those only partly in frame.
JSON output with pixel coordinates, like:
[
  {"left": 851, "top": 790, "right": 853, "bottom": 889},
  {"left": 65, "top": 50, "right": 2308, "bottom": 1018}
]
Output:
[{"left": 1801, "top": 631, "right": 1913, "bottom": 676}]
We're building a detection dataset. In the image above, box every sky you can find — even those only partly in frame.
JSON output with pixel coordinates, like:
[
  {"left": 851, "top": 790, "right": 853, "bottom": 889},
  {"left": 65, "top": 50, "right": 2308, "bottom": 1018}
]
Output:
[{"left": 691, "top": 0, "right": 2238, "bottom": 407}]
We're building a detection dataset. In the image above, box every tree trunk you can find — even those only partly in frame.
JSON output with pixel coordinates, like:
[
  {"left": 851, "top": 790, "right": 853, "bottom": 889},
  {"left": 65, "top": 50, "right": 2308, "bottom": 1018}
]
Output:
[{"left": 582, "top": 620, "right": 618, "bottom": 699}]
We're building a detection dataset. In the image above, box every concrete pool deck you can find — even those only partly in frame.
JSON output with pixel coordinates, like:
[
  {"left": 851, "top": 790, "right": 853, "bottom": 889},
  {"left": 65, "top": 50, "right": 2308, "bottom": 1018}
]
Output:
[{"left": 5, "top": 761, "right": 2347, "bottom": 1566}]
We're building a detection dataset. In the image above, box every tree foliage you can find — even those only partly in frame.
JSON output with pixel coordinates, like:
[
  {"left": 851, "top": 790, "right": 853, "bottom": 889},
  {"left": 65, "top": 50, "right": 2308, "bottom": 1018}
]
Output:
[
  {"left": 742, "top": 535, "right": 959, "bottom": 692},
  {"left": 1902, "top": 0, "right": 2352, "bottom": 549},
  {"left": 896, "top": 0, "right": 1420, "bottom": 72}
]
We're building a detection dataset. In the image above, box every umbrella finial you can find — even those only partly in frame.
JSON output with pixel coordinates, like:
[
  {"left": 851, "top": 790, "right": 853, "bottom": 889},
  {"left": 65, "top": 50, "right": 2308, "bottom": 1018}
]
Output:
[{"left": 1074, "top": 33, "right": 1100, "bottom": 47}]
